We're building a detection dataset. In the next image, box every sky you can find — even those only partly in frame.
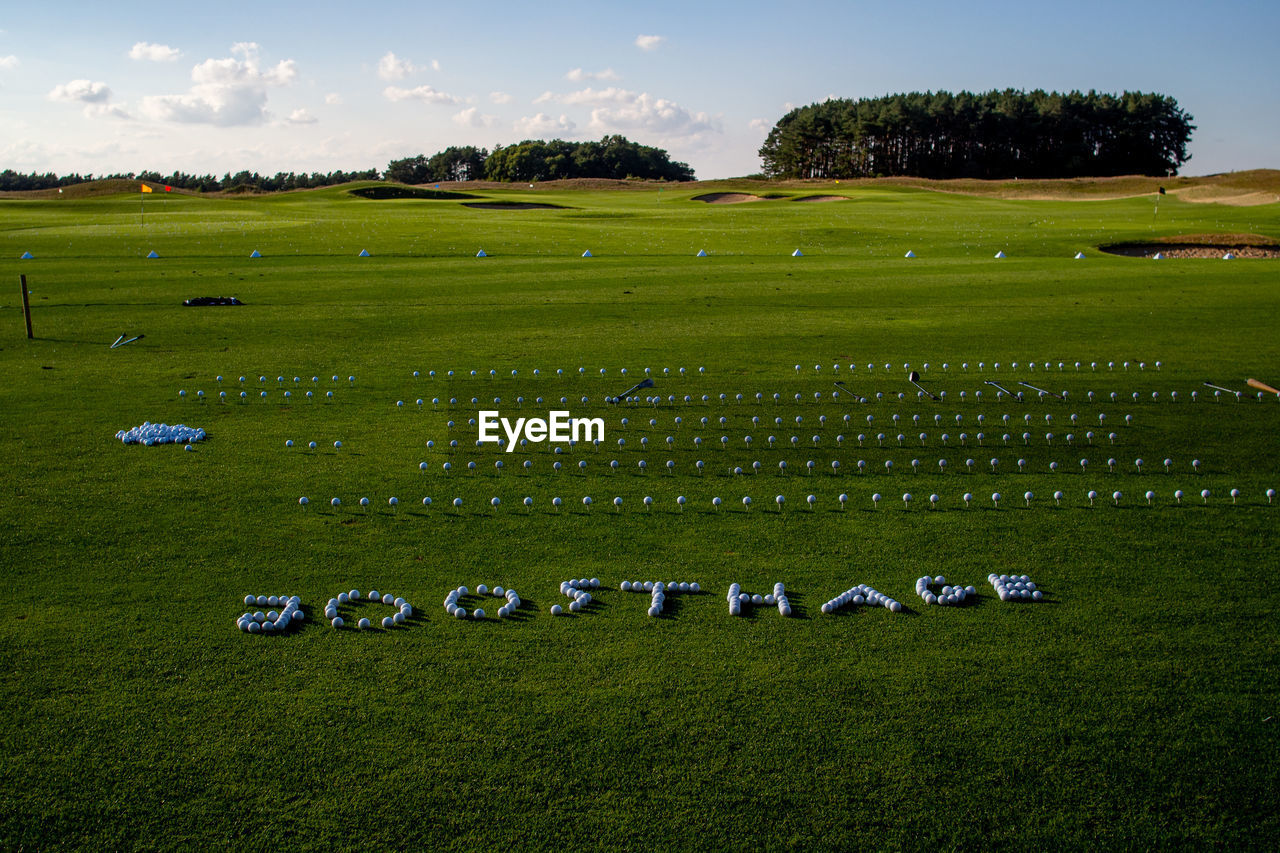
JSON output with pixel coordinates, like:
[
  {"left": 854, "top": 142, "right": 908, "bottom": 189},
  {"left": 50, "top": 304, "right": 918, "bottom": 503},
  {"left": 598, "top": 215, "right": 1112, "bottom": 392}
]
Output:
[{"left": 1, "top": 0, "right": 1277, "bottom": 180}]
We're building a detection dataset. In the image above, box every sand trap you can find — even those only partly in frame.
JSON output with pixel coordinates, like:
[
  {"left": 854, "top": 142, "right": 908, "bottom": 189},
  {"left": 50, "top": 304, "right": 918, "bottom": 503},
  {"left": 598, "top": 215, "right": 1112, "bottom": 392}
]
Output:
[
  {"left": 693, "top": 192, "right": 766, "bottom": 204},
  {"left": 1101, "top": 240, "right": 1280, "bottom": 259},
  {"left": 1169, "top": 187, "right": 1280, "bottom": 207},
  {"left": 791, "top": 195, "right": 848, "bottom": 203},
  {"left": 461, "top": 202, "right": 565, "bottom": 210}
]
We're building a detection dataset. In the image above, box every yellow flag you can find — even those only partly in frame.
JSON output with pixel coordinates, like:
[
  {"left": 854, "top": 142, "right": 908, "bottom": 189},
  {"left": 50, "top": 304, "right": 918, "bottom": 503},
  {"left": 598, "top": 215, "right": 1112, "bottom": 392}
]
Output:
[{"left": 141, "top": 184, "right": 153, "bottom": 193}]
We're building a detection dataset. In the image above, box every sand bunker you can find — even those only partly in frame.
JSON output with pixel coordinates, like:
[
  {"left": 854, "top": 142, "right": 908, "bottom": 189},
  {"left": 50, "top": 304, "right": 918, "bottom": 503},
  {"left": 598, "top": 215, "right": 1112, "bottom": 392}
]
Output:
[
  {"left": 1101, "top": 238, "right": 1279, "bottom": 259},
  {"left": 1169, "top": 187, "right": 1280, "bottom": 207},
  {"left": 791, "top": 195, "right": 848, "bottom": 203},
  {"left": 696, "top": 192, "right": 762, "bottom": 204}
]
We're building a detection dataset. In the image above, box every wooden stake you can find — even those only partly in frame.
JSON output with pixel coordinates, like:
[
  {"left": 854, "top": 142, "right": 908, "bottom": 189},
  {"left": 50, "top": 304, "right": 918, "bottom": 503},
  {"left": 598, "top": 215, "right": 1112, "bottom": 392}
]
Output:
[{"left": 20, "top": 274, "right": 33, "bottom": 339}]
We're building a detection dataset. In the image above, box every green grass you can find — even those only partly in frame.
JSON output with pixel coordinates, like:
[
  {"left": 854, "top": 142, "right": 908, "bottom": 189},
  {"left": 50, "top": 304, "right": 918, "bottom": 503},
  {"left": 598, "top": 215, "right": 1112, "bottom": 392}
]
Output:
[{"left": 2, "top": 180, "right": 1279, "bottom": 850}]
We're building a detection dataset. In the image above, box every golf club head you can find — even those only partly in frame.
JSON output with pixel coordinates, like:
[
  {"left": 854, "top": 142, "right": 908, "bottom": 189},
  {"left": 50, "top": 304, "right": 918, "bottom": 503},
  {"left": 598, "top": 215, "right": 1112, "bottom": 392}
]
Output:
[{"left": 909, "top": 370, "right": 920, "bottom": 382}]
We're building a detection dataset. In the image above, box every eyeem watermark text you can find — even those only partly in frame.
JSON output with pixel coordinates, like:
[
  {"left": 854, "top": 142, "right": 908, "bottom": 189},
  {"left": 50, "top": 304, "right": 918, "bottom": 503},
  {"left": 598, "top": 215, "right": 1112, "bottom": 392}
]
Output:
[{"left": 478, "top": 411, "right": 604, "bottom": 452}]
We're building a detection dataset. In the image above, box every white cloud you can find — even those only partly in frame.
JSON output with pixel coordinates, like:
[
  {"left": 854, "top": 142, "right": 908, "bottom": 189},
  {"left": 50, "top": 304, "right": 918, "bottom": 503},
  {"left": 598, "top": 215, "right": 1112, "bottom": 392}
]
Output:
[
  {"left": 749, "top": 118, "right": 771, "bottom": 131},
  {"left": 431, "top": 59, "right": 441, "bottom": 72},
  {"left": 288, "top": 108, "right": 318, "bottom": 124},
  {"left": 490, "top": 91, "right": 513, "bottom": 105},
  {"left": 378, "top": 51, "right": 415, "bottom": 81},
  {"left": 635, "top": 34, "right": 665, "bottom": 51},
  {"left": 513, "top": 112, "right": 577, "bottom": 137},
  {"left": 49, "top": 79, "right": 113, "bottom": 104},
  {"left": 325, "top": 92, "right": 342, "bottom": 105},
  {"left": 453, "top": 107, "right": 495, "bottom": 128},
  {"left": 587, "top": 91, "right": 719, "bottom": 139},
  {"left": 48, "top": 80, "right": 131, "bottom": 119},
  {"left": 558, "top": 86, "right": 634, "bottom": 106},
  {"left": 85, "top": 103, "right": 132, "bottom": 120},
  {"left": 383, "top": 84, "right": 459, "bottom": 105},
  {"left": 0, "top": 55, "right": 18, "bottom": 70},
  {"left": 566, "top": 67, "right": 618, "bottom": 82},
  {"left": 140, "top": 43, "right": 298, "bottom": 126},
  {"left": 532, "top": 90, "right": 553, "bottom": 104},
  {"left": 536, "top": 86, "right": 718, "bottom": 140},
  {"left": 129, "top": 42, "right": 180, "bottom": 62}
]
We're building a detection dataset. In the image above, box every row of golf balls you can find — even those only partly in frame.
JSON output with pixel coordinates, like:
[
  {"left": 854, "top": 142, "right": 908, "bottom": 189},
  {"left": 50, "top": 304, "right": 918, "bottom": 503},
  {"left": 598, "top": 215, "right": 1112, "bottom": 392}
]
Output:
[
  {"left": 915, "top": 577, "right": 979, "bottom": 606},
  {"left": 117, "top": 422, "right": 207, "bottom": 445},
  {"left": 444, "top": 585, "right": 521, "bottom": 619},
  {"left": 619, "top": 580, "right": 701, "bottom": 617},
  {"left": 181, "top": 389, "right": 335, "bottom": 401},
  {"left": 620, "top": 580, "right": 702, "bottom": 593},
  {"left": 421, "top": 431, "right": 1138, "bottom": 456},
  {"left": 416, "top": 455, "right": 1209, "bottom": 477},
  {"left": 988, "top": 574, "right": 1043, "bottom": 601},
  {"left": 324, "top": 589, "right": 414, "bottom": 628},
  {"left": 821, "top": 584, "right": 904, "bottom": 613},
  {"left": 301, "top": 488, "right": 1276, "bottom": 513},
  {"left": 209, "top": 362, "right": 1169, "bottom": 385},
  {"left": 236, "top": 594, "right": 303, "bottom": 632},
  {"left": 728, "top": 583, "right": 792, "bottom": 617}
]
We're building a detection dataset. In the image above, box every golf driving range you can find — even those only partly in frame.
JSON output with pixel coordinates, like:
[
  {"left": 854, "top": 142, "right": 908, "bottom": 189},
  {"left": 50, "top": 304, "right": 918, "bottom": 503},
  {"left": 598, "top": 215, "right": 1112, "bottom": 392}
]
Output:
[{"left": 2, "top": 176, "right": 1279, "bottom": 848}]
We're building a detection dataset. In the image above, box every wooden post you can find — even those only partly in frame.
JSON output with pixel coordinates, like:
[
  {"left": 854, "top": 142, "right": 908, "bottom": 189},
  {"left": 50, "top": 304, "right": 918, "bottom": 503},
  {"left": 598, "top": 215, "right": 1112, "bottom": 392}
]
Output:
[{"left": 20, "top": 274, "right": 33, "bottom": 339}]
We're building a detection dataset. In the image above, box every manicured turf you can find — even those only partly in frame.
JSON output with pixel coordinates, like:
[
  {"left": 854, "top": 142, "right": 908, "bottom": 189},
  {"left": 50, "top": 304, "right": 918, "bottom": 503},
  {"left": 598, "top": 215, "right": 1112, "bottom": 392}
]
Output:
[{"left": 2, "top": 180, "right": 1279, "bottom": 849}]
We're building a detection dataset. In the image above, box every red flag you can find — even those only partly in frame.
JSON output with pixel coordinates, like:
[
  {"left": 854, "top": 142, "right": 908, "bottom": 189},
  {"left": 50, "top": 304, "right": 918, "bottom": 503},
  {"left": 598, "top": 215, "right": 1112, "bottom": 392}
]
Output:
[{"left": 164, "top": 186, "right": 173, "bottom": 192}]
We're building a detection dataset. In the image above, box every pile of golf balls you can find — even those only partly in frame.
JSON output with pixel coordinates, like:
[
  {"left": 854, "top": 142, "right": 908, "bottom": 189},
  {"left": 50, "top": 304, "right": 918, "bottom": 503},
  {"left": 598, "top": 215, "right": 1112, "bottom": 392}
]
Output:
[
  {"left": 445, "top": 584, "right": 520, "bottom": 619},
  {"left": 117, "top": 422, "right": 207, "bottom": 445},
  {"left": 325, "top": 589, "right": 414, "bottom": 628},
  {"left": 915, "top": 576, "right": 977, "bottom": 606},
  {"left": 237, "top": 594, "right": 303, "bottom": 633},
  {"left": 987, "top": 573, "right": 1042, "bottom": 601}
]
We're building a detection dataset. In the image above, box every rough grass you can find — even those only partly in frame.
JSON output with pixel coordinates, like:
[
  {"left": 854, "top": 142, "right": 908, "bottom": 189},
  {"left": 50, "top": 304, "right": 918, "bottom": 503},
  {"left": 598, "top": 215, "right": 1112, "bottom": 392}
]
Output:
[{"left": 1, "top": 183, "right": 1279, "bottom": 850}]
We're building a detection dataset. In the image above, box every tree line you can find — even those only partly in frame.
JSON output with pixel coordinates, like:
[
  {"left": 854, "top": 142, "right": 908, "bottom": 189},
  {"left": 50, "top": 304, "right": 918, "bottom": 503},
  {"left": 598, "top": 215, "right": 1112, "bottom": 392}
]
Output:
[
  {"left": 0, "top": 168, "right": 381, "bottom": 193},
  {"left": 385, "top": 135, "right": 695, "bottom": 183},
  {"left": 1, "top": 134, "right": 692, "bottom": 192},
  {"left": 758, "top": 90, "right": 1194, "bottom": 179}
]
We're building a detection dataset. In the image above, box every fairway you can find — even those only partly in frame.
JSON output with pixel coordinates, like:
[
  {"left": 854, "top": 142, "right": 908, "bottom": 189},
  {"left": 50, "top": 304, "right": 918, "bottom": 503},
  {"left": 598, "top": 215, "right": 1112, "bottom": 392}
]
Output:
[{"left": 3, "top": 180, "right": 1279, "bottom": 849}]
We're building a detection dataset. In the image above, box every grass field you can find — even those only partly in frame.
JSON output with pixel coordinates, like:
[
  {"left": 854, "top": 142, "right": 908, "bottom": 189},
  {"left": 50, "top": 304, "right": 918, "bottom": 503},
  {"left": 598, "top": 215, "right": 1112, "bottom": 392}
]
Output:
[{"left": 2, "top": 177, "right": 1279, "bottom": 850}]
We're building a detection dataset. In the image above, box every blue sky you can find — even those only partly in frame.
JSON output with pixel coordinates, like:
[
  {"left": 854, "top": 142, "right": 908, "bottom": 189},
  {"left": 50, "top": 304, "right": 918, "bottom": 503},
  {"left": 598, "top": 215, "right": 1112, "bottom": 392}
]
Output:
[{"left": 2, "top": 0, "right": 1276, "bottom": 179}]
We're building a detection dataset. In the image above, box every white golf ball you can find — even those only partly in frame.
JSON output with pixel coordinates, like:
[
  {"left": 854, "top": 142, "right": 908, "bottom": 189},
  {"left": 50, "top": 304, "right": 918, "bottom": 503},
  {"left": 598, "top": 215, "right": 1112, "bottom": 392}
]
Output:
[
  {"left": 382, "top": 616, "right": 394, "bottom": 629},
  {"left": 550, "top": 604, "right": 563, "bottom": 615},
  {"left": 358, "top": 617, "right": 371, "bottom": 629}
]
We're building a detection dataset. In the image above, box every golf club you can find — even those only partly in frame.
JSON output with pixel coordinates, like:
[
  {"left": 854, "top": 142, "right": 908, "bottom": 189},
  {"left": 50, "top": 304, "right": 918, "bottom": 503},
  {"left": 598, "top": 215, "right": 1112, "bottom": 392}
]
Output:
[
  {"left": 907, "top": 370, "right": 938, "bottom": 401},
  {"left": 833, "top": 381, "right": 866, "bottom": 403},
  {"left": 608, "top": 377, "right": 654, "bottom": 403},
  {"left": 111, "top": 334, "right": 145, "bottom": 348},
  {"left": 110, "top": 334, "right": 125, "bottom": 348},
  {"left": 984, "top": 380, "right": 1019, "bottom": 398},
  {"left": 1017, "top": 380, "right": 1063, "bottom": 400},
  {"left": 1203, "top": 381, "right": 1237, "bottom": 394}
]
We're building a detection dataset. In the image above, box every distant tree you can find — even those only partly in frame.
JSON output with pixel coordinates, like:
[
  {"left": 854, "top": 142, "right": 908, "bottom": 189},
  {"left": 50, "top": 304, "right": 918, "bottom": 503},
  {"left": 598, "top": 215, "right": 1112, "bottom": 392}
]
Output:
[
  {"left": 759, "top": 90, "right": 1194, "bottom": 179},
  {"left": 480, "top": 136, "right": 693, "bottom": 182}
]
